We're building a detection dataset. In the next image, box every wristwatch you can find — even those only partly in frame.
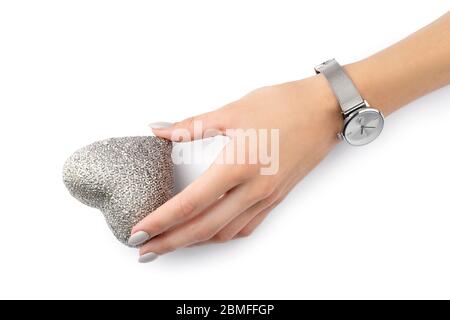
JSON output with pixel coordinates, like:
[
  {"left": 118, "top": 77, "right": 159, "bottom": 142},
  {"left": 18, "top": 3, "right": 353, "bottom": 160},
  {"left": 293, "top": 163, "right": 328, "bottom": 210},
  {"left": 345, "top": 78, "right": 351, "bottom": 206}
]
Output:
[{"left": 314, "top": 59, "right": 384, "bottom": 146}]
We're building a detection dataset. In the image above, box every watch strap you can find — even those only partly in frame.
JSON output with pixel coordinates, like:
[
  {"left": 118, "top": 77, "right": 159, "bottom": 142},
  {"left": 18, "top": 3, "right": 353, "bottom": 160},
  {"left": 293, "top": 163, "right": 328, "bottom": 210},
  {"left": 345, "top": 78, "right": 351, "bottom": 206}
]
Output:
[{"left": 314, "top": 59, "right": 365, "bottom": 115}]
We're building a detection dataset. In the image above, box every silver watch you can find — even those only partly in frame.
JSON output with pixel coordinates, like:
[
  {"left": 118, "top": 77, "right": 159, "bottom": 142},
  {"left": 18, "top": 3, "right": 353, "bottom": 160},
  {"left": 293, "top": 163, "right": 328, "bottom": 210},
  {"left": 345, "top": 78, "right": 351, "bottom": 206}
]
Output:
[{"left": 315, "top": 59, "right": 384, "bottom": 146}]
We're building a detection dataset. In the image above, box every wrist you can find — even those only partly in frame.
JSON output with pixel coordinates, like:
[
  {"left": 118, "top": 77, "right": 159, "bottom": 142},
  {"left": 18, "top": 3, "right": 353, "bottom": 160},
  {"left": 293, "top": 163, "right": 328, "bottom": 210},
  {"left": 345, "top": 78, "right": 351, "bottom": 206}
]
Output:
[
  {"left": 312, "top": 59, "right": 386, "bottom": 146},
  {"left": 344, "top": 59, "right": 394, "bottom": 117},
  {"left": 305, "top": 74, "right": 344, "bottom": 144}
]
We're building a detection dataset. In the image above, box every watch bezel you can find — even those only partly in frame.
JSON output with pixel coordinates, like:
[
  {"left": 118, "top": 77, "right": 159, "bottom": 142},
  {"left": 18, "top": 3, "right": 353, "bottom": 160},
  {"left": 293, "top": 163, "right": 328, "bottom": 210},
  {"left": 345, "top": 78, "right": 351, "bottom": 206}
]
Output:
[{"left": 342, "top": 107, "right": 384, "bottom": 146}]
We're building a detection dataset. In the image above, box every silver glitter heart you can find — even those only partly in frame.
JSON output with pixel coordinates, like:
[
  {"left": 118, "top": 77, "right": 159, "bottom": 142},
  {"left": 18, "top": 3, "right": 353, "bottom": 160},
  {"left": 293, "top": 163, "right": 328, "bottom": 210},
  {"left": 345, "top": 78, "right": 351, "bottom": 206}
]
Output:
[{"left": 63, "top": 136, "right": 174, "bottom": 246}]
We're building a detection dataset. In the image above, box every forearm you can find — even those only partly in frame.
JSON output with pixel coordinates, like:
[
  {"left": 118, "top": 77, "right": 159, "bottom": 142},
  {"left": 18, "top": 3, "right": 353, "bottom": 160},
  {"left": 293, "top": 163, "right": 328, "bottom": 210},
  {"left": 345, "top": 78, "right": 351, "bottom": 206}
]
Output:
[{"left": 346, "top": 12, "right": 450, "bottom": 117}]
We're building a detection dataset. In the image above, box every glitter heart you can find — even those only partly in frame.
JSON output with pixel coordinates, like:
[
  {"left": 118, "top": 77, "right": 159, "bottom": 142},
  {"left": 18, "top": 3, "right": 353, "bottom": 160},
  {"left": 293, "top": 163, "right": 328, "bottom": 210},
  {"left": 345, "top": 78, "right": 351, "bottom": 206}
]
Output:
[{"left": 63, "top": 136, "right": 174, "bottom": 246}]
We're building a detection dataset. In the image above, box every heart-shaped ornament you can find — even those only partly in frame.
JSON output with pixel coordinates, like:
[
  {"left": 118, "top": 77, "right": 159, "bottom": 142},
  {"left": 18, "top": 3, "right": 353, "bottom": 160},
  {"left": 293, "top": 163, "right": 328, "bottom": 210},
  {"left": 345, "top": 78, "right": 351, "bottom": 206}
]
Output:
[{"left": 63, "top": 136, "right": 174, "bottom": 246}]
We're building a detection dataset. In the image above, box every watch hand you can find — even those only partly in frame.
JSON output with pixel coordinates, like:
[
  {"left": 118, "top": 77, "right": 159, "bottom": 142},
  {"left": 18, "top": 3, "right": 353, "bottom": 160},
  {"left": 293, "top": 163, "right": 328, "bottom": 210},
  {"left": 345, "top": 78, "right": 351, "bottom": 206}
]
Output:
[{"left": 362, "top": 126, "right": 376, "bottom": 129}]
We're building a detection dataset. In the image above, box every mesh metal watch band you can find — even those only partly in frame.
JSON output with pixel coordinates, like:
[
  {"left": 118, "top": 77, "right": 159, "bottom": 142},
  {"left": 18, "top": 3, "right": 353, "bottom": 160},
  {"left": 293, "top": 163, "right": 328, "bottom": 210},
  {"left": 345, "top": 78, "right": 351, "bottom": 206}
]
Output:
[{"left": 314, "top": 59, "right": 365, "bottom": 115}]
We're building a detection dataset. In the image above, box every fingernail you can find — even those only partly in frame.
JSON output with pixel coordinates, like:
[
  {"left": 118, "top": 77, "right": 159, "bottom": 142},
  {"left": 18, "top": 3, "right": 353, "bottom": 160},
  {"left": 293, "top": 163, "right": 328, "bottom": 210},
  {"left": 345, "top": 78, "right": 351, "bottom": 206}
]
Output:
[
  {"left": 128, "top": 231, "right": 150, "bottom": 247},
  {"left": 139, "top": 252, "right": 159, "bottom": 263},
  {"left": 149, "top": 122, "right": 173, "bottom": 129}
]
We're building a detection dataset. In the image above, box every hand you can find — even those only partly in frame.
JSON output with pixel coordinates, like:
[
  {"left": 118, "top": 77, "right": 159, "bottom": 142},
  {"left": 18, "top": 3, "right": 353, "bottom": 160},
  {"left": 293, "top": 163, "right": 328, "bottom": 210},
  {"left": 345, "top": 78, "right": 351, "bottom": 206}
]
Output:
[
  {"left": 130, "top": 74, "right": 343, "bottom": 262},
  {"left": 129, "top": 11, "right": 450, "bottom": 261}
]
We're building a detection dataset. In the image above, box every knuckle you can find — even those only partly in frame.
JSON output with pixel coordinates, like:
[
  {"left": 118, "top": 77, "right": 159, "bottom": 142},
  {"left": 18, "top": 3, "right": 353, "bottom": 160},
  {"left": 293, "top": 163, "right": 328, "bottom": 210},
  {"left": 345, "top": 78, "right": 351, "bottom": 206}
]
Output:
[
  {"left": 272, "top": 196, "right": 283, "bottom": 207},
  {"left": 213, "top": 231, "right": 234, "bottom": 243},
  {"left": 254, "top": 180, "right": 276, "bottom": 200},
  {"left": 271, "top": 190, "right": 287, "bottom": 207},
  {"left": 266, "top": 190, "right": 283, "bottom": 207},
  {"left": 178, "top": 116, "right": 195, "bottom": 129},
  {"left": 147, "top": 217, "right": 164, "bottom": 234},
  {"left": 228, "top": 165, "right": 247, "bottom": 183},
  {"left": 238, "top": 227, "right": 254, "bottom": 238},
  {"left": 185, "top": 117, "right": 196, "bottom": 134},
  {"left": 193, "top": 228, "right": 213, "bottom": 242},
  {"left": 233, "top": 164, "right": 260, "bottom": 182},
  {"left": 177, "top": 194, "right": 197, "bottom": 219},
  {"left": 245, "top": 86, "right": 269, "bottom": 98}
]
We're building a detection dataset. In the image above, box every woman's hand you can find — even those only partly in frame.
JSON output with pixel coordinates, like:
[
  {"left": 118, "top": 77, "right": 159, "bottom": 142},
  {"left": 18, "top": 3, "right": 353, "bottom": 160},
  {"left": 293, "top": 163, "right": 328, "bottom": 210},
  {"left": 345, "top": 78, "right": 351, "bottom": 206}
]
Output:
[
  {"left": 129, "top": 74, "right": 343, "bottom": 262},
  {"left": 124, "top": 12, "right": 450, "bottom": 262}
]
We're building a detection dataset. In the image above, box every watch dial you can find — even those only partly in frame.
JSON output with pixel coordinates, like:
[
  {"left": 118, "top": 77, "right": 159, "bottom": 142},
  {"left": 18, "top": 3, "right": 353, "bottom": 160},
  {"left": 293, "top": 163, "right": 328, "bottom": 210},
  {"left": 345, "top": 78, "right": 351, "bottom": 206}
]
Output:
[{"left": 343, "top": 109, "right": 384, "bottom": 146}]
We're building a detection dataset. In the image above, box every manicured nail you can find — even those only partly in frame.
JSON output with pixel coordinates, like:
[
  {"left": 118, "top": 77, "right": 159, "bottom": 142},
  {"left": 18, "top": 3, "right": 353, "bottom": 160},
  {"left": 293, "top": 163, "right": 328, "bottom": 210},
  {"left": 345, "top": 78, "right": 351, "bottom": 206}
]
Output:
[
  {"left": 139, "top": 252, "right": 159, "bottom": 263},
  {"left": 128, "top": 231, "right": 150, "bottom": 247},
  {"left": 149, "top": 122, "right": 173, "bottom": 129}
]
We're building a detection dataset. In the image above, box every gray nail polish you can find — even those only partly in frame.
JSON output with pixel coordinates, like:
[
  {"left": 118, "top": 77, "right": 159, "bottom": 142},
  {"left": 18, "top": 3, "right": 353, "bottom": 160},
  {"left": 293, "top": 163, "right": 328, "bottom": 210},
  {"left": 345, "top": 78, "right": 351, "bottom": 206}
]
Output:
[
  {"left": 127, "top": 231, "right": 150, "bottom": 247},
  {"left": 149, "top": 122, "right": 173, "bottom": 129},
  {"left": 139, "top": 252, "right": 159, "bottom": 263}
]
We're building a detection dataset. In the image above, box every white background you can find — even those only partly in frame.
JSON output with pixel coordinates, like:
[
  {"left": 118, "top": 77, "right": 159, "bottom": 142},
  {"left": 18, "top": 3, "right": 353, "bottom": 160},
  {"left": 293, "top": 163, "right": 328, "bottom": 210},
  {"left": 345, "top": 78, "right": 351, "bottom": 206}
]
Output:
[{"left": 0, "top": 1, "right": 449, "bottom": 299}]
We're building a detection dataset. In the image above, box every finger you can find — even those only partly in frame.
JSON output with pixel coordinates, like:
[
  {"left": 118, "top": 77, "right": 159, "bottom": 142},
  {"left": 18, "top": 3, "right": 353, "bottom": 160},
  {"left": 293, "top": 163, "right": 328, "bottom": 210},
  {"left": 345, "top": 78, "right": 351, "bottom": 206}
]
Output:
[
  {"left": 138, "top": 180, "right": 270, "bottom": 256},
  {"left": 129, "top": 163, "right": 244, "bottom": 247},
  {"left": 236, "top": 179, "right": 295, "bottom": 240},
  {"left": 151, "top": 110, "right": 228, "bottom": 142},
  {"left": 236, "top": 178, "right": 295, "bottom": 240},
  {"left": 192, "top": 198, "right": 278, "bottom": 247},
  {"left": 209, "top": 195, "right": 276, "bottom": 243},
  {"left": 235, "top": 203, "right": 277, "bottom": 238},
  {"left": 188, "top": 200, "right": 270, "bottom": 247},
  {"left": 235, "top": 180, "right": 298, "bottom": 238}
]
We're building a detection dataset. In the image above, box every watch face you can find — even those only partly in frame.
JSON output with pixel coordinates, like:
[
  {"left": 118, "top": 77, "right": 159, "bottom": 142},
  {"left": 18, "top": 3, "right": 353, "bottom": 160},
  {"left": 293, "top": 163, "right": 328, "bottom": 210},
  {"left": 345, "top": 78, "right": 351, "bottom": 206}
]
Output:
[{"left": 343, "top": 108, "right": 384, "bottom": 146}]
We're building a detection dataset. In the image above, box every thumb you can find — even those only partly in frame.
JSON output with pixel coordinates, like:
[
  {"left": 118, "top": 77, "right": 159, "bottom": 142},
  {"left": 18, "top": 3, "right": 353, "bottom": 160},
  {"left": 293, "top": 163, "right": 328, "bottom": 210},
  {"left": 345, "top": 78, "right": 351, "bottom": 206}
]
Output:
[{"left": 150, "top": 111, "right": 226, "bottom": 142}]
